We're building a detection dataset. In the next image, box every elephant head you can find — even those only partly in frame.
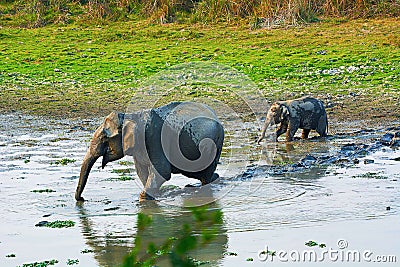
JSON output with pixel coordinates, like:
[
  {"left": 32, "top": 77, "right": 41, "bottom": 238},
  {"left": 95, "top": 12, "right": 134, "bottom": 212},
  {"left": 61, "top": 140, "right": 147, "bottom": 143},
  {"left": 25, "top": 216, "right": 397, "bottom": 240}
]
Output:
[
  {"left": 265, "top": 102, "right": 289, "bottom": 126},
  {"left": 257, "top": 102, "right": 289, "bottom": 144},
  {"left": 75, "top": 112, "right": 127, "bottom": 201}
]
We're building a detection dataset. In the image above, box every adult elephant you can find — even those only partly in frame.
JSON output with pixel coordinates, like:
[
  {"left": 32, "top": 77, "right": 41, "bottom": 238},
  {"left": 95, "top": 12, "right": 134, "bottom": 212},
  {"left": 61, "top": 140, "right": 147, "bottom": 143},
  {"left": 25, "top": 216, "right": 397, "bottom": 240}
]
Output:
[{"left": 75, "top": 102, "right": 224, "bottom": 201}]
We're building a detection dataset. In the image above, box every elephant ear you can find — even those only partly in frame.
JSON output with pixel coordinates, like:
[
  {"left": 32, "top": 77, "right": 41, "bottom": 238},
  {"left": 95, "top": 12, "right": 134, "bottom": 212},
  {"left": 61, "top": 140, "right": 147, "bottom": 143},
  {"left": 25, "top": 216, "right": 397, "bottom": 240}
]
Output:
[
  {"left": 280, "top": 105, "right": 289, "bottom": 121},
  {"left": 122, "top": 120, "right": 135, "bottom": 155},
  {"left": 103, "top": 112, "right": 122, "bottom": 138}
]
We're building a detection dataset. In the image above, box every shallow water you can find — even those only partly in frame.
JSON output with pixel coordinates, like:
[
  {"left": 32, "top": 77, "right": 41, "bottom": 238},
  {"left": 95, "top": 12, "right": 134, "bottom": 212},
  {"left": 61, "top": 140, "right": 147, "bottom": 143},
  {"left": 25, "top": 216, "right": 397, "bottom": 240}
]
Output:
[{"left": 0, "top": 113, "right": 399, "bottom": 267}]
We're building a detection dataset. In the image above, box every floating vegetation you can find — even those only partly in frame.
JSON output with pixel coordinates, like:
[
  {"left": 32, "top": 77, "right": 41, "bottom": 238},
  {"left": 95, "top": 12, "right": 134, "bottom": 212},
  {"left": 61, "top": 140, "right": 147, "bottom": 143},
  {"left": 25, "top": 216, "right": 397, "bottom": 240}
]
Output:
[
  {"left": 352, "top": 172, "right": 388, "bottom": 179},
  {"left": 104, "top": 207, "right": 120, "bottom": 211},
  {"left": 80, "top": 248, "right": 94, "bottom": 254},
  {"left": 18, "top": 259, "right": 58, "bottom": 267},
  {"left": 24, "top": 159, "right": 30, "bottom": 164},
  {"left": 6, "top": 254, "right": 16, "bottom": 257},
  {"left": 111, "top": 169, "right": 131, "bottom": 174},
  {"left": 49, "top": 137, "right": 70, "bottom": 142},
  {"left": 31, "top": 189, "right": 56, "bottom": 193},
  {"left": 52, "top": 158, "right": 76, "bottom": 166},
  {"left": 246, "top": 258, "right": 254, "bottom": 261},
  {"left": 119, "top": 160, "right": 134, "bottom": 166},
  {"left": 160, "top": 185, "right": 180, "bottom": 192},
  {"left": 305, "top": 240, "right": 318, "bottom": 247},
  {"left": 259, "top": 249, "right": 276, "bottom": 256},
  {"left": 305, "top": 240, "right": 326, "bottom": 248},
  {"left": 115, "top": 175, "right": 134, "bottom": 181},
  {"left": 66, "top": 259, "right": 79, "bottom": 265},
  {"left": 35, "top": 220, "right": 75, "bottom": 228},
  {"left": 189, "top": 257, "right": 210, "bottom": 266},
  {"left": 224, "top": 252, "right": 238, "bottom": 256},
  {"left": 105, "top": 175, "right": 134, "bottom": 181}
]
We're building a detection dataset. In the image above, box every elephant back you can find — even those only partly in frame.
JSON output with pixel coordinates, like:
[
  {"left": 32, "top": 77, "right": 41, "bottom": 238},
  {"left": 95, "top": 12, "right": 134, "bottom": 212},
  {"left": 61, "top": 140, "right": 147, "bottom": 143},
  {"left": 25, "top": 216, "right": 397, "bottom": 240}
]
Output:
[{"left": 145, "top": 102, "right": 224, "bottom": 178}]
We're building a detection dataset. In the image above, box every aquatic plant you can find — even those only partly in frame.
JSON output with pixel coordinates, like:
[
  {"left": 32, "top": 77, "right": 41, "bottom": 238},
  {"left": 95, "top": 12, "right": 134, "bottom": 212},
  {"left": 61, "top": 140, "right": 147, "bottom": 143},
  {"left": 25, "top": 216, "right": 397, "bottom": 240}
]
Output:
[
  {"left": 31, "top": 189, "right": 56, "bottom": 193},
  {"left": 53, "top": 158, "right": 76, "bottom": 166},
  {"left": 35, "top": 220, "right": 75, "bottom": 228},
  {"left": 18, "top": 259, "right": 58, "bottom": 267},
  {"left": 122, "top": 205, "right": 223, "bottom": 267},
  {"left": 66, "top": 259, "right": 79, "bottom": 265}
]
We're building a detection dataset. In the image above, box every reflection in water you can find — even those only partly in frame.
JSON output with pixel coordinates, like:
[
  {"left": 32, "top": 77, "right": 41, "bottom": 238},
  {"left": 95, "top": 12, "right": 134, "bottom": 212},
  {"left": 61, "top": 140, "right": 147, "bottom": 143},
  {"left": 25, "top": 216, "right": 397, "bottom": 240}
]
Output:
[{"left": 77, "top": 191, "right": 227, "bottom": 267}]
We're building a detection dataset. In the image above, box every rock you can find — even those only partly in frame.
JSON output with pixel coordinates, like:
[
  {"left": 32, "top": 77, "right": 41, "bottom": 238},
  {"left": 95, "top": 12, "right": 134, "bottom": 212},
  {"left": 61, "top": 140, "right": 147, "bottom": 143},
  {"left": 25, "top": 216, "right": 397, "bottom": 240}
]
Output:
[
  {"left": 364, "top": 159, "right": 374, "bottom": 164},
  {"left": 381, "top": 133, "right": 394, "bottom": 145},
  {"left": 390, "top": 139, "right": 400, "bottom": 147},
  {"left": 390, "top": 132, "right": 400, "bottom": 147},
  {"left": 334, "top": 158, "right": 350, "bottom": 164},
  {"left": 35, "top": 221, "right": 49, "bottom": 227},
  {"left": 341, "top": 144, "right": 356, "bottom": 151},
  {"left": 300, "top": 154, "right": 317, "bottom": 166}
]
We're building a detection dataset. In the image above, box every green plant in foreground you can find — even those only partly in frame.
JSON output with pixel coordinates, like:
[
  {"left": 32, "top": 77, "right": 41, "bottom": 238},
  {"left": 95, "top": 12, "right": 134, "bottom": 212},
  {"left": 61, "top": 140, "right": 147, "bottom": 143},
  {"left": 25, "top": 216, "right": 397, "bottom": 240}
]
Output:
[
  {"left": 122, "top": 205, "right": 223, "bottom": 267},
  {"left": 18, "top": 259, "right": 58, "bottom": 267}
]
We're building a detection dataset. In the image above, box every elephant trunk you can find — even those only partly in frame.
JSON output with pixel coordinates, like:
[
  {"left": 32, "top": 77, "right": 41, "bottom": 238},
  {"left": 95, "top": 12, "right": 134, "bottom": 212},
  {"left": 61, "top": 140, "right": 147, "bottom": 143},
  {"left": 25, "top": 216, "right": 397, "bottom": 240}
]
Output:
[
  {"left": 75, "top": 127, "right": 106, "bottom": 201},
  {"left": 75, "top": 150, "right": 101, "bottom": 201},
  {"left": 257, "top": 119, "right": 272, "bottom": 144}
]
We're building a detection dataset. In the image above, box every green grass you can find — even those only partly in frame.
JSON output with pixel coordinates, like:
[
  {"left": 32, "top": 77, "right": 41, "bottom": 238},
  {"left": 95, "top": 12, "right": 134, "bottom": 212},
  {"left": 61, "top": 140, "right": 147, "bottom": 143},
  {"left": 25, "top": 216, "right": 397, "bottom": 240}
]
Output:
[{"left": 0, "top": 18, "right": 399, "bottom": 119}]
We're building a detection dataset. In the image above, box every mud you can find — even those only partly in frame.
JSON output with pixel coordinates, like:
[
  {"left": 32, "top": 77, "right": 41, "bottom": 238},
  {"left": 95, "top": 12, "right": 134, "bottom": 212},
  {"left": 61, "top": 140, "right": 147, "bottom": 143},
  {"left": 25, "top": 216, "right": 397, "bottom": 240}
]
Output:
[{"left": 0, "top": 112, "right": 399, "bottom": 267}]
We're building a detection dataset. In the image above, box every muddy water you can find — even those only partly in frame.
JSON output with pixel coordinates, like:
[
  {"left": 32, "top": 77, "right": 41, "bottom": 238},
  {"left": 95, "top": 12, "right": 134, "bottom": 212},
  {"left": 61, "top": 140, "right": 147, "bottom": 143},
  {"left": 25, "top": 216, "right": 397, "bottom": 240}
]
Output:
[{"left": 1, "top": 113, "right": 399, "bottom": 267}]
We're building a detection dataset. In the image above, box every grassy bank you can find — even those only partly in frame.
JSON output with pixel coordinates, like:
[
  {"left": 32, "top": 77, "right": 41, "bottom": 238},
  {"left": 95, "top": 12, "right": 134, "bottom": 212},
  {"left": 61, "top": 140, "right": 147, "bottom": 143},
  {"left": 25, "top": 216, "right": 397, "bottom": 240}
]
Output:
[{"left": 0, "top": 18, "right": 399, "bottom": 121}]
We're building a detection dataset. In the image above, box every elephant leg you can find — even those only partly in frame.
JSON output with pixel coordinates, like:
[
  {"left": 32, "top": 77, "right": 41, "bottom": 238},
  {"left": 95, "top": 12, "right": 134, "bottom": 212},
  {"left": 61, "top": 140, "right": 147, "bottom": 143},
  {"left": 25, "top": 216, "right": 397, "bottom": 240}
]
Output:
[
  {"left": 301, "top": 129, "right": 311, "bottom": 139},
  {"left": 134, "top": 159, "right": 149, "bottom": 187},
  {"left": 140, "top": 165, "right": 170, "bottom": 201},
  {"left": 286, "top": 120, "right": 300, "bottom": 142},
  {"left": 275, "top": 121, "right": 288, "bottom": 141},
  {"left": 201, "top": 162, "right": 219, "bottom": 185},
  {"left": 316, "top": 116, "right": 328, "bottom": 137}
]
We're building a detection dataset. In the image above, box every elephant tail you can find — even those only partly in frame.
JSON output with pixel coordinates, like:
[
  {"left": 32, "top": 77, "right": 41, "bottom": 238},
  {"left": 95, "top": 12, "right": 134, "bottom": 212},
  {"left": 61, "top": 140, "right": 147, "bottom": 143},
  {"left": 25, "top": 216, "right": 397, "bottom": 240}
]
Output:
[{"left": 325, "top": 115, "right": 329, "bottom": 135}]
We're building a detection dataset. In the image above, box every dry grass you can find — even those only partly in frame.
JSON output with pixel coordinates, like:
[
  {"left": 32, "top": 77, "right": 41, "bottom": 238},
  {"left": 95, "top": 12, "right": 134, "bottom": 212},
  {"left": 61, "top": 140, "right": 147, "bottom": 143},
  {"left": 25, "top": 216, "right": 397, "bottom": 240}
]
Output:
[{"left": 1, "top": 0, "right": 399, "bottom": 27}]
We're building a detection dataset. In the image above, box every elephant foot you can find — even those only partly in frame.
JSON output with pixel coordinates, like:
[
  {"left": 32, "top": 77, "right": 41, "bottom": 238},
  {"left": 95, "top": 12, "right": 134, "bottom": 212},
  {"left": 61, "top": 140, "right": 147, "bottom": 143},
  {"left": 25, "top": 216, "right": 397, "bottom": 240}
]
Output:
[
  {"left": 139, "top": 190, "right": 158, "bottom": 201},
  {"left": 75, "top": 196, "right": 85, "bottom": 202},
  {"left": 201, "top": 173, "right": 219, "bottom": 185}
]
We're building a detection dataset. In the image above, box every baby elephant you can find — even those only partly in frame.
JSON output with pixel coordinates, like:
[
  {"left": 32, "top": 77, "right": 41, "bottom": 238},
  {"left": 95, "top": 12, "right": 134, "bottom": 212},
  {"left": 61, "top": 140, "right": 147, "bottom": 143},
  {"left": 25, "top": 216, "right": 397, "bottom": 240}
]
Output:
[{"left": 257, "top": 97, "right": 328, "bottom": 143}]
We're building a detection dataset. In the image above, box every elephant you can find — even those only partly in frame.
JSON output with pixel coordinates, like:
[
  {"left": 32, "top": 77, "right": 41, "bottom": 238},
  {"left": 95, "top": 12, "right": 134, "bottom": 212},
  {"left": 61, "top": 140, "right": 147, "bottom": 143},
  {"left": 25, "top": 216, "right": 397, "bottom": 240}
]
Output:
[
  {"left": 75, "top": 101, "right": 224, "bottom": 202},
  {"left": 257, "top": 96, "right": 328, "bottom": 143}
]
